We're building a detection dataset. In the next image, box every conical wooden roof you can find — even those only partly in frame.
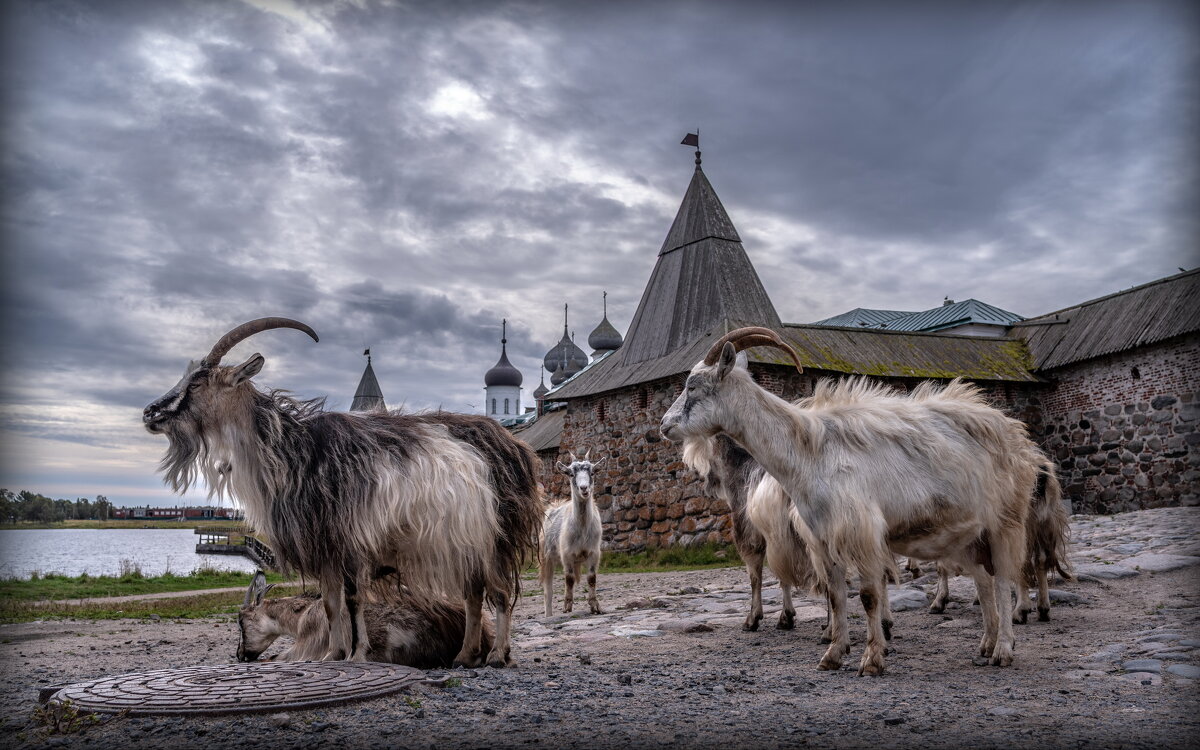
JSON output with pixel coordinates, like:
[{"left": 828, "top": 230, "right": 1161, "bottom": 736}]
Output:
[
  {"left": 616, "top": 163, "right": 780, "bottom": 365},
  {"left": 350, "top": 358, "right": 385, "bottom": 412}
]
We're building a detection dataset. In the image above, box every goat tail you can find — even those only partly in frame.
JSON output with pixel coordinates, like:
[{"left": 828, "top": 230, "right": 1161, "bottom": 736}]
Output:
[{"left": 1025, "top": 457, "right": 1073, "bottom": 585}]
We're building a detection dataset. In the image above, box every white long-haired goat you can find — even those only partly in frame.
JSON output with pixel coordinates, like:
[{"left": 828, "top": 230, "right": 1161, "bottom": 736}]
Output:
[
  {"left": 540, "top": 451, "right": 605, "bottom": 616},
  {"left": 661, "top": 328, "right": 1035, "bottom": 676}
]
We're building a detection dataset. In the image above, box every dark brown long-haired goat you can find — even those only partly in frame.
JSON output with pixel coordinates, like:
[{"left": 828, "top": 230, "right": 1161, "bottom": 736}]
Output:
[{"left": 143, "top": 318, "right": 543, "bottom": 667}]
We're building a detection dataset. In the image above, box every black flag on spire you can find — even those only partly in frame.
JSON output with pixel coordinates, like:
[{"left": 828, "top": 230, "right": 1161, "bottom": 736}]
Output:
[{"left": 680, "top": 132, "right": 699, "bottom": 147}]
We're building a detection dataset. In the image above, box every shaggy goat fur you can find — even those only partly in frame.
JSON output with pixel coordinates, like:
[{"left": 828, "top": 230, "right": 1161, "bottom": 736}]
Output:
[
  {"left": 144, "top": 322, "right": 542, "bottom": 668},
  {"left": 682, "top": 434, "right": 818, "bottom": 633},
  {"left": 540, "top": 452, "right": 605, "bottom": 617},
  {"left": 662, "top": 340, "right": 1035, "bottom": 676},
  {"left": 930, "top": 457, "right": 1073, "bottom": 623},
  {"left": 237, "top": 573, "right": 493, "bottom": 667}
]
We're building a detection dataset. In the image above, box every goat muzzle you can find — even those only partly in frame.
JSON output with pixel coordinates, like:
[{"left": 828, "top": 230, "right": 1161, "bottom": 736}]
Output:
[
  {"left": 703, "top": 326, "right": 804, "bottom": 373},
  {"left": 201, "top": 317, "right": 320, "bottom": 368}
]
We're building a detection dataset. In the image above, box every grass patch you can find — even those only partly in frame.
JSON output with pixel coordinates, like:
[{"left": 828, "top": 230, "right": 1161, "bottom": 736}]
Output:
[
  {"left": 0, "top": 567, "right": 289, "bottom": 603},
  {"left": 0, "top": 591, "right": 248, "bottom": 624},
  {"left": 599, "top": 543, "right": 743, "bottom": 574}
]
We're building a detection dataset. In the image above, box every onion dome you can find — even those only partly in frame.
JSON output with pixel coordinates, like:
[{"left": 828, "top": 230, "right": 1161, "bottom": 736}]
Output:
[
  {"left": 533, "top": 372, "right": 549, "bottom": 400},
  {"left": 351, "top": 350, "right": 386, "bottom": 412},
  {"left": 543, "top": 303, "right": 589, "bottom": 375},
  {"left": 549, "top": 357, "right": 569, "bottom": 386},
  {"left": 484, "top": 319, "right": 523, "bottom": 387},
  {"left": 588, "top": 291, "right": 624, "bottom": 354}
]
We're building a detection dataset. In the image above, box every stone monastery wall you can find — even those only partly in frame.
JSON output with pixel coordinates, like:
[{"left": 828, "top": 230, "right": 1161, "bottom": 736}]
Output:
[{"left": 1034, "top": 336, "right": 1199, "bottom": 514}]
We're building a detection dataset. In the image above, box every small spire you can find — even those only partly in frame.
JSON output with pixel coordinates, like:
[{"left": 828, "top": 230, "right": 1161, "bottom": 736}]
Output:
[{"left": 501, "top": 318, "right": 507, "bottom": 345}]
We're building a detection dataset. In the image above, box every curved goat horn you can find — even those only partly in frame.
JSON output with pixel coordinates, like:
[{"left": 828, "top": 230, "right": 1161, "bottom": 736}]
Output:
[
  {"left": 201, "top": 317, "right": 320, "bottom": 367},
  {"left": 703, "top": 326, "right": 804, "bottom": 374}
]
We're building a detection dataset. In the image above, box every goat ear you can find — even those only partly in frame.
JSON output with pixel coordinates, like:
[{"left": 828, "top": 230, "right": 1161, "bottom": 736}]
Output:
[
  {"left": 231, "top": 354, "right": 265, "bottom": 385},
  {"left": 716, "top": 341, "right": 738, "bottom": 379},
  {"left": 556, "top": 461, "right": 569, "bottom": 473}
]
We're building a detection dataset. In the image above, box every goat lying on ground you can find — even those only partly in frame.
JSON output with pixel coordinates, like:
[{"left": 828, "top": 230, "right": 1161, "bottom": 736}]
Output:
[
  {"left": 236, "top": 572, "right": 493, "bottom": 666},
  {"left": 541, "top": 451, "right": 604, "bottom": 616},
  {"left": 661, "top": 328, "right": 1036, "bottom": 675},
  {"left": 930, "top": 457, "right": 1073, "bottom": 623},
  {"left": 144, "top": 318, "right": 543, "bottom": 667},
  {"left": 684, "top": 433, "right": 841, "bottom": 636}
]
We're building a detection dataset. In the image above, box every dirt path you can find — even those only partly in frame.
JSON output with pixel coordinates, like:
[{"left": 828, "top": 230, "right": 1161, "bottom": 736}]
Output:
[{"left": 0, "top": 508, "right": 1197, "bottom": 749}]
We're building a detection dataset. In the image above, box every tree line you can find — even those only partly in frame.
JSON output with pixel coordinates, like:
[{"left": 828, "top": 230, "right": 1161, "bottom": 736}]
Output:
[{"left": 0, "top": 489, "right": 113, "bottom": 523}]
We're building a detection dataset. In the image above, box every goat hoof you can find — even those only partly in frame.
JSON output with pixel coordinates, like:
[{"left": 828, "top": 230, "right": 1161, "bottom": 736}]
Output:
[
  {"left": 742, "top": 620, "right": 761, "bottom": 632},
  {"left": 928, "top": 603, "right": 945, "bottom": 615},
  {"left": 1038, "top": 608, "right": 1050, "bottom": 622},
  {"left": 776, "top": 614, "right": 795, "bottom": 631},
  {"left": 453, "top": 653, "right": 484, "bottom": 669},
  {"left": 857, "top": 663, "right": 885, "bottom": 677}
]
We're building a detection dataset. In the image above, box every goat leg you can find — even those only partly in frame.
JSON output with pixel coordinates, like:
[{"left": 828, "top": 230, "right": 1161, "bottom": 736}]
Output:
[
  {"left": 743, "top": 551, "right": 764, "bottom": 631},
  {"left": 319, "top": 571, "right": 352, "bottom": 661},
  {"left": 563, "top": 561, "right": 578, "bottom": 613},
  {"left": 485, "top": 589, "right": 514, "bottom": 668},
  {"left": 1037, "top": 568, "right": 1051, "bottom": 622},
  {"left": 453, "top": 587, "right": 486, "bottom": 668},
  {"left": 818, "top": 564, "right": 850, "bottom": 671},
  {"left": 586, "top": 557, "right": 602, "bottom": 615},
  {"left": 776, "top": 582, "right": 795, "bottom": 630},
  {"left": 929, "top": 564, "right": 951, "bottom": 614},
  {"left": 857, "top": 574, "right": 888, "bottom": 676},
  {"left": 540, "top": 555, "right": 555, "bottom": 619}
]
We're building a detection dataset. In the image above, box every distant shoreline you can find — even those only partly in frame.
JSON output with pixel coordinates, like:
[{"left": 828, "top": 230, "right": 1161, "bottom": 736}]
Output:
[{"left": 0, "top": 519, "right": 244, "bottom": 531}]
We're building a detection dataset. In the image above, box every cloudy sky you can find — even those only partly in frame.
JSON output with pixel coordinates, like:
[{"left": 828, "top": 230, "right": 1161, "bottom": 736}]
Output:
[{"left": 1, "top": 0, "right": 1196, "bottom": 506}]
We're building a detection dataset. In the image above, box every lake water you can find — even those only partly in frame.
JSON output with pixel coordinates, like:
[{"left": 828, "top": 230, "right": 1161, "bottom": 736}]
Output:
[{"left": 0, "top": 529, "right": 261, "bottom": 579}]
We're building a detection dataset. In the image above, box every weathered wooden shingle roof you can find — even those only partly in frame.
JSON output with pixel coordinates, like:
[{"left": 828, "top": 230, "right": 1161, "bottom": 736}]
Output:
[
  {"left": 616, "top": 165, "right": 780, "bottom": 365},
  {"left": 549, "top": 321, "right": 1039, "bottom": 400},
  {"left": 512, "top": 408, "right": 564, "bottom": 453},
  {"left": 1013, "top": 269, "right": 1200, "bottom": 370}
]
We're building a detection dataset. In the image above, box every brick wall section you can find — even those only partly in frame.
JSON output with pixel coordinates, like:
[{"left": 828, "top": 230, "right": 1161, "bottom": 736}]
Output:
[{"left": 1034, "top": 336, "right": 1199, "bottom": 514}]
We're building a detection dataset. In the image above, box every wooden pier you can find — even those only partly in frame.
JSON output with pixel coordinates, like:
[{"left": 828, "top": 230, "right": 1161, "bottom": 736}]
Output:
[{"left": 194, "top": 528, "right": 277, "bottom": 571}]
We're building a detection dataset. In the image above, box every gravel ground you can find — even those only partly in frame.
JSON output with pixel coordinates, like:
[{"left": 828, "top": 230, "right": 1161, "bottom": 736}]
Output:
[{"left": 1, "top": 508, "right": 1198, "bottom": 749}]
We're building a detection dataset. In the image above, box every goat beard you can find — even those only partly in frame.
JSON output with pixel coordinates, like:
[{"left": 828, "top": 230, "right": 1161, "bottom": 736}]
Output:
[{"left": 157, "top": 421, "right": 221, "bottom": 499}]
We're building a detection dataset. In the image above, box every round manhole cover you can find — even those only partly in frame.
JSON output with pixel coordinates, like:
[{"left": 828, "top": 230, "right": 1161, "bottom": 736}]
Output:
[{"left": 48, "top": 662, "right": 429, "bottom": 716}]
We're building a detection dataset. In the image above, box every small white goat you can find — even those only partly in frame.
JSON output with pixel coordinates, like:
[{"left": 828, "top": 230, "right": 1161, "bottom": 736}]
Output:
[
  {"left": 540, "top": 451, "right": 605, "bottom": 616},
  {"left": 236, "top": 572, "right": 493, "bottom": 667},
  {"left": 661, "top": 328, "right": 1035, "bottom": 675}
]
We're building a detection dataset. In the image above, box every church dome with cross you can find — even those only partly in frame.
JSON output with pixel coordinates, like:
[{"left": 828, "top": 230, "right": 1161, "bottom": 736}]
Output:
[{"left": 485, "top": 319, "right": 523, "bottom": 420}]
